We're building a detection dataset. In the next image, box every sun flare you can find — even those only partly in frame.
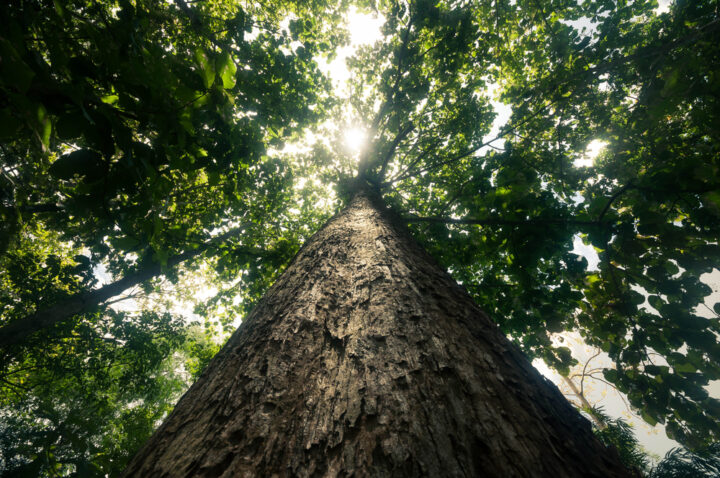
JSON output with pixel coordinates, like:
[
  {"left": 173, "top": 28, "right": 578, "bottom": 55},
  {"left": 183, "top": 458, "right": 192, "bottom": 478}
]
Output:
[
  {"left": 574, "top": 139, "right": 607, "bottom": 167},
  {"left": 344, "top": 127, "right": 366, "bottom": 154}
]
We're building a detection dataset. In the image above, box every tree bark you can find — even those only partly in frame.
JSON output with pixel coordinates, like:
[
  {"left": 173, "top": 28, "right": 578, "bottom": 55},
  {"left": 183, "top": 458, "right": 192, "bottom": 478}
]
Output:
[{"left": 121, "top": 186, "right": 631, "bottom": 477}]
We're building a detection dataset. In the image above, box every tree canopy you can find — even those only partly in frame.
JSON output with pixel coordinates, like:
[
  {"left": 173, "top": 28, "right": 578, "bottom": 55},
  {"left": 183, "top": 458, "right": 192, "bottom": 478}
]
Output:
[{"left": 1, "top": 0, "right": 719, "bottom": 475}]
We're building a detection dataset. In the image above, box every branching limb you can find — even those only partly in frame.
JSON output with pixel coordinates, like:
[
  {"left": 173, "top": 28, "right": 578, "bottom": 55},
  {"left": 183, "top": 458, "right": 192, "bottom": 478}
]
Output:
[
  {"left": 598, "top": 183, "right": 635, "bottom": 222},
  {"left": 0, "top": 223, "right": 255, "bottom": 349},
  {"left": 385, "top": 99, "right": 557, "bottom": 185},
  {"left": 376, "top": 123, "right": 415, "bottom": 181},
  {"left": 405, "top": 214, "right": 604, "bottom": 227}
]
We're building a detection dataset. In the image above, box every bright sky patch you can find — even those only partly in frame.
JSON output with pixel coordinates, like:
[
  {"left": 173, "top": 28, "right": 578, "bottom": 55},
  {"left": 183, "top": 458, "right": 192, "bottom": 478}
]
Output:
[
  {"left": 575, "top": 139, "right": 607, "bottom": 167},
  {"left": 344, "top": 127, "right": 366, "bottom": 154}
]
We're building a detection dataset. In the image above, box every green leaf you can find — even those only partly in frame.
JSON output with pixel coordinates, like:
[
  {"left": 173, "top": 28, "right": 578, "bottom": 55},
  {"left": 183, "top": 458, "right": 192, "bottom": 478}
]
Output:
[
  {"left": 194, "top": 48, "right": 215, "bottom": 89},
  {"left": 109, "top": 235, "right": 140, "bottom": 251},
  {"left": 645, "top": 365, "right": 669, "bottom": 376},
  {"left": 0, "top": 108, "right": 22, "bottom": 140},
  {"left": 217, "top": 51, "right": 237, "bottom": 89},
  {"left": 0, "top": 38, "right": 36, "bottom": 93},
  {"left": 35, "top": 104, "right": 51, "bottom": 150},
  {"left": 585, "top": 273, "right": 601, "bottom": 285},
  {"left": 56, "top": 112, "right": 88, "bottom": 140},
  {"left": 648, "top": 295, "right": 664, "bottom": 311},
  {"left": 641, "top": 410, "right": 658, "bottom": 427},
  {"left": 153, "top": 248, "right": 170, "bottom": 266},
  {"left": 702, "top": 191, "right": 720, "bottom": 216},
  {"left": 101, "top": 94, "right": 119, "bottom": 105},
  {"left": 673, "top": 362, "right": 697, "bottom": 374},
  {"left": 603, "top": 368, "right": 619, "bottom": 383}
]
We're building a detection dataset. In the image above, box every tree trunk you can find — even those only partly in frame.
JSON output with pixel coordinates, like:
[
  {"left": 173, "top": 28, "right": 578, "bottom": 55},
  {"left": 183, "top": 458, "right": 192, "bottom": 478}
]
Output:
[{"left": 121, "top": 186, "right": 631, "bottom": 477}]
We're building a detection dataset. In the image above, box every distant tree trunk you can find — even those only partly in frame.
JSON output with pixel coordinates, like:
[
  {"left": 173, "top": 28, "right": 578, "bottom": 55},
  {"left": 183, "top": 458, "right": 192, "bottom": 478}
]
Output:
[
  {"left": 562, "top": 375, "right": 608, "bottom": 431},
  {"left": 0, "top": 251, "right": 196, "bottom": 350},
  {"left": 122, "top": 186, "right": 631, "bottom": 477},
  {"left": 0, "top": 227, "right": 248, "bottom": 350}
]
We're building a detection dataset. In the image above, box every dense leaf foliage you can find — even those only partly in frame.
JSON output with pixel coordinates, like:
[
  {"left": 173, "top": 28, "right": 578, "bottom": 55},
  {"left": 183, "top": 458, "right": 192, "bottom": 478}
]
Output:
[
  {"left": 649, "top": 442, "right": 720, "bottom": 478},
  {"left": 1, "top": 0, "right": 343, "bottom": 474},
  {"left": 0, "top": 0, "right": 339, "bottom": 275},
  {"left": 0, "top": 310, "right": 217, "bottom": 477},
  {"left": 348, "top": 0, "right": 720, "bottom": 448},
  {"left": 1, "top": 0, "right": 719, "bottom": 474},
  {"left": 0, "top": 222, "right": 219, "bottom": 476}
]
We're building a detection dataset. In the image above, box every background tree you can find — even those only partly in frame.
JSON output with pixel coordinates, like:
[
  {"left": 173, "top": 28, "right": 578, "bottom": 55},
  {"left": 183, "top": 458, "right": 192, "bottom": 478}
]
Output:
[
  {"left": 649, "top": 442, "right": 720, "bottom": 478},
  {"left": 582, "top": 406, "right": 720, "bottom": 478},
  {"left": 589, "top": 407, "right": 649, "bottom": 475},
  {"left": 556, "top": 341, "right": 719, "bottom": 476},
  {"left": 0, "top": 220, "right": 220, "bottom": 476}
]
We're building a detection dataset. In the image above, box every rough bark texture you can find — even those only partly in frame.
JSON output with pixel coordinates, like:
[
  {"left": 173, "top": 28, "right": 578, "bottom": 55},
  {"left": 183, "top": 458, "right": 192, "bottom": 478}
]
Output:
[{"left": 122, "top": 188, "right": 632, "bottom": 477}]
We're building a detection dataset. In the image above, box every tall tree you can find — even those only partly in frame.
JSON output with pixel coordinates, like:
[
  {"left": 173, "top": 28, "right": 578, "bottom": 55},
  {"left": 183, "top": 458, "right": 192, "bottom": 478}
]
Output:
[
  {"left": 2, "top": 0, "right": 720, "bottom": 470},
  {"left": 347, "top": 0, "right": 720, "bottom": 448},
  {"left": 121, "top": 184, "right": 631, "bottom": 476}
]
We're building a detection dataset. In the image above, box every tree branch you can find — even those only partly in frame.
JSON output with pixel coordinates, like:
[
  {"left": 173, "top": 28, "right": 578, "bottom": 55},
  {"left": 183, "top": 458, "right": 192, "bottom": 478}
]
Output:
[
  {"left": 580, "top": 350, "right": 602, "bottom": 398},
  {"left": 376, "top": 123, "right": 415, "bottom": 182},
  {"left": 384, "top": 99, "right": 557, "bottom": 186},
  {"left": 0, "top": 224, "right": 254, "bottom": 349},
  {"left": 598, "top": 183, "right": 635, "bottom": 222},
  {"left": 405, "top": 214, "right": 604, "bottom": 227},
  {"left": 562, "top": 375, "right": 607, "bottom": 430},
  {"left": 18, "top": 203, "right": 65, "bottom": 214}
]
